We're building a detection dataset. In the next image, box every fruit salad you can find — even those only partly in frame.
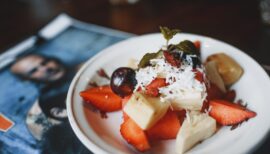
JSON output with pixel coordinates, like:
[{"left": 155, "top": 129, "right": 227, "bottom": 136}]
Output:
[{"left": 80, "top": 27, "right": 256, "bottom": 154}]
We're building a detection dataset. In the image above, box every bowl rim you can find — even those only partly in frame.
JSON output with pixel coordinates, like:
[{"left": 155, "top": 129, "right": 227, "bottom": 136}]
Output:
[{"left": 66, "top": 33, "right": 270, "bottom": 154}]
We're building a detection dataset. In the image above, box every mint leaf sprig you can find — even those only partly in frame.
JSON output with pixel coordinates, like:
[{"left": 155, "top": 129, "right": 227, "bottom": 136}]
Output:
[
  {"left": 137, "top": 27, "right": 180, "bottom": 68},
  {"left": 159, "top": 26, "right": 180, "bottom": 47}
]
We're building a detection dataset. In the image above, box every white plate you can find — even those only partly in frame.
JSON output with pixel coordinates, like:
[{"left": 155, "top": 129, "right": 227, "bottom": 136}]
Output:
[{"left": 67, "top": 33, "right": 270, "bottom": 154}]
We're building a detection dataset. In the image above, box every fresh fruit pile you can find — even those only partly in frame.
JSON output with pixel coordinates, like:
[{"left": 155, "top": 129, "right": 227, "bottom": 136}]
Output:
[{"left": 80, "top": 27, "right": 256, "bottom": 154}]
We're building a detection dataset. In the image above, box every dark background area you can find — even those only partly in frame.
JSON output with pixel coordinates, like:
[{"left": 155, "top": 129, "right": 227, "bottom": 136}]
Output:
[
  {"left": 0, "top": 0, "right": 269, "bottom": 153},
  {"left": 1, "top": 0, "right": 270, "bottom": 66}
]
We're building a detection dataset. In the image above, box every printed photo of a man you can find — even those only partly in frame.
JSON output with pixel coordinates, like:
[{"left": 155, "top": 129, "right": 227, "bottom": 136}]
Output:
[{"left": 11, "top": 54, "right": 66, "bottom": 83}]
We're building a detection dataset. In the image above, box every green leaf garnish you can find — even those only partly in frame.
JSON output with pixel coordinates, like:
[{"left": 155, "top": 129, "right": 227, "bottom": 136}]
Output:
[
  {"left": 138, "top": 26, "right": 181, "bottom": 68},
  {"left": 138, "top": 50, "right": 163, "bottom": 68},
  {"left": 175, "top": 40, "right": 197, "bottom": 55},
  {"left": 159, "top": 26, "right": 180, "bottom": 46}
]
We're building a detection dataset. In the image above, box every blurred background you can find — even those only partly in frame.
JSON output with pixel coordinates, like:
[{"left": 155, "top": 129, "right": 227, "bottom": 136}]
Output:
[
  {"left": 1, "top": 0, "right": 270, "bottom": 66},
  {"left": 0, "top": 0, "right": 269, "bottom": 153}
]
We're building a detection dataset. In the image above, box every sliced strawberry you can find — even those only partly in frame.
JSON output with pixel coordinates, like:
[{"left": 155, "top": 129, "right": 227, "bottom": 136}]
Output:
[
  {"left": 163, "top": 51, "right": 181, "bottom": 67},
  {"left": 223, "top": 90, "right": 236, "bottom": 102},
  {"left": 146, "top": 110, "right": 181, "bottom": 140},
  {"left": 193, "top": 69, "right": 204, "bottom": 83},
  {"left": 83, "top": 85, "right": 112, "bottom": 93},
  {"left": 80, "top": 86, "right": 122, "bottom": 112},
  {"left": 145, "top": 78, "right": 167, "bottom": 97},
  {"left": 193, "top": 40, "right": 201, "bottom": 53},
  {"left": 177, "top": 109, "right": 187, "bottom": 123},
  {"left": 121, "top": 95, "right": 131, "bottom": 108},
  {"left": 122, "top": 112, "right": 129, "bottom": 122},
  {"left": 203, "top": 82, "right": 225, "bottom": 112},
  {"left": 136, "top": 86, "right": 142, "bottom": 92},
  {"left": 209, "top": 100, "right": 257, "bottom": 126},
  {"left": 201, "top": 100, "right": 210, "bottom": 112},
  {"left": 120, "top": 118, "right": 151, "bottom": 152},
  {"left": 207, "top": 83, "right": 225, "bottom": 101}
]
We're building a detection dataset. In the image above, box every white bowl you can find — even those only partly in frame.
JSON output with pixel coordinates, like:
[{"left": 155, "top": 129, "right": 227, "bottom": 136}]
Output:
[{"left": 67, "top": 33, "right": 270, "bottom": 154}]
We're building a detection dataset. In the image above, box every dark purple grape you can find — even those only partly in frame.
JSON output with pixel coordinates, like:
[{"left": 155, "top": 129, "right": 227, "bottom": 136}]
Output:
[{"left": 110, "top": 67, "right": 137, "bottom": 97}]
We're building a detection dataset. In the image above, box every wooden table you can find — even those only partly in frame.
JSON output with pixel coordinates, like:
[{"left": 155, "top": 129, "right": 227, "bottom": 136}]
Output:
[{"left": 1, "top": 0, "right": 269, "bottom": 153}]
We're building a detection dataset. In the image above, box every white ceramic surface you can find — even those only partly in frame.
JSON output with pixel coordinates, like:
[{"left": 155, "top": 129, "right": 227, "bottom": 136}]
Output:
[{"left": 67, "top": 33, "right": 270, "bottom": 154}]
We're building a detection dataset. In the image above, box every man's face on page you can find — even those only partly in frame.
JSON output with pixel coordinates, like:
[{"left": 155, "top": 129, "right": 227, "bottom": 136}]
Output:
[{"left": 11, "top": 55, "right": 66, "bottom": 83}]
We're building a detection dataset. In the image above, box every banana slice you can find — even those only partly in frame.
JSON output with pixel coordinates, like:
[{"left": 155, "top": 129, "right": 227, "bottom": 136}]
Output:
[
  {"left": 176, "top": 111, "right": 216, "bottom": 154},
  {"left": 171, "top": 90, "right": 204, "bottom": 111},
  {"left": 123, "top": 92, "right": 170, "bottom": 130}
]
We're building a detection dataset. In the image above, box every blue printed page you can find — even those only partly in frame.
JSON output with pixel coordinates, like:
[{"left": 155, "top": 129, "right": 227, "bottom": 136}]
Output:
[{"left": 0, "top": 15, "right": 133, "bottom": 154}]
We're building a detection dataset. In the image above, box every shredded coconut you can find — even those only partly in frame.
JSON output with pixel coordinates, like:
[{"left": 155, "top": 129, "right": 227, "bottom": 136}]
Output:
[
  {"left": 134, "top": 53, "right": 207, "bottom": 104},
  {"left": 134, "top": 66, "right": 157, "bottom": 91}
]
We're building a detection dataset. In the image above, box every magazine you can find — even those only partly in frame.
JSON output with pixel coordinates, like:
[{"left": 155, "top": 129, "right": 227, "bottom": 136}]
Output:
[{"left": 0, "top": 14, "right": 134, "bottom": 154}]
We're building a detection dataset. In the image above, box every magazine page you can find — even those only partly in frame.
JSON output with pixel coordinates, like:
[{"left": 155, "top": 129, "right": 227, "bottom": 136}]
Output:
[{"left": 0, "top": 14, "right": 134, "bottom": 154}]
